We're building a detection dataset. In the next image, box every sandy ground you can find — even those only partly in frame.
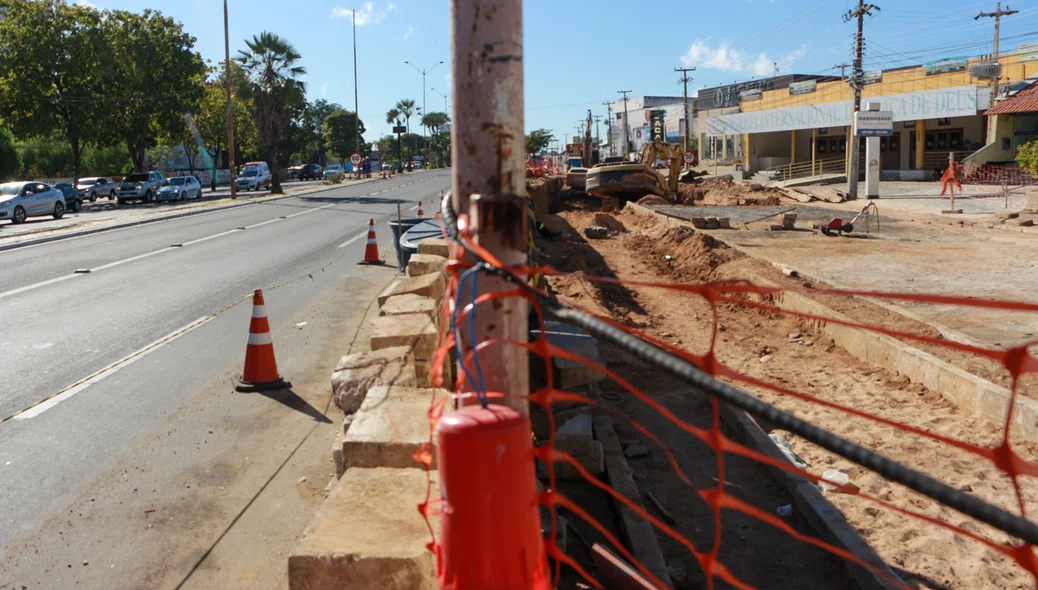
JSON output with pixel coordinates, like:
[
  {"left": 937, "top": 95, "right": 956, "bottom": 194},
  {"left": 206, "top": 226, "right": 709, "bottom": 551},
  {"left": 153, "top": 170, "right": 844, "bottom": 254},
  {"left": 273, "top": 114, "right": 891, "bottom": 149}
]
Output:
[{"left": 535, "top": 198, "right": 1038, "bottom": 589}]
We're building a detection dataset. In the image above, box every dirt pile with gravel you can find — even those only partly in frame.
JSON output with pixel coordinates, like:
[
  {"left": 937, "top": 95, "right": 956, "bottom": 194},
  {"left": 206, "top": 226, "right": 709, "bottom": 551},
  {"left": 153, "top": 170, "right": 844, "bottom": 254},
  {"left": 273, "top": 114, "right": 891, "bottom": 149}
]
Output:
[
  {"left": 675, "top": 177, "right": 783, "bottom": 207},
  {"left": 623, "top": 225, "right": 738, "bottom": 282}
]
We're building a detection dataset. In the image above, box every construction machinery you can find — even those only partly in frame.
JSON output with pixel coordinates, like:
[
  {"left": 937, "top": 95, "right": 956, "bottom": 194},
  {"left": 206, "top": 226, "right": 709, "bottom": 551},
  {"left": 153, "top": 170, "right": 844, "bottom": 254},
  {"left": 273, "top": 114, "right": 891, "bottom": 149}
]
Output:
[{"left": 585, "top": 141, "right": 684, "bottom": 201}]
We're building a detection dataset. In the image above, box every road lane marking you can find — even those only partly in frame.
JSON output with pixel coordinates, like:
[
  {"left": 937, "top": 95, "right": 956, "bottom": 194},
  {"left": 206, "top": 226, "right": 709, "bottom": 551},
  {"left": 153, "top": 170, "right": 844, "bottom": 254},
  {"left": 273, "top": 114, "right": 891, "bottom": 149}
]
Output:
[
  {"left": 182, "top": 228, "right": 242, "bottom": 246},
  {"left": 285, "top": 202, "right": 338, "bottom": 219},
  {"left": 0, "top": 274, "right": 80, "bottom": 301},
  {"left": 90, "top": 247, "right": 177, "bottom": 272},
  {"left": 337, "top": 230, "right": 369, "bottom": 248},
  {"left": 244, "top": 218, "right": 282, "bottom": 229},
  {"left": 5, "top": 316, "right": 215, "bottom": 423}
]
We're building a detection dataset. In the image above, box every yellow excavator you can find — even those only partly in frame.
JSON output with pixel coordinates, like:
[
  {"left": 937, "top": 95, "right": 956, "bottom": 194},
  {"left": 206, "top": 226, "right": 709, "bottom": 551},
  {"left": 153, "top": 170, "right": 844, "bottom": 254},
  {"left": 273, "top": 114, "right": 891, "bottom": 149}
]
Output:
[{"left": 585, "top": 141, "right": 684, "bottom": 202}]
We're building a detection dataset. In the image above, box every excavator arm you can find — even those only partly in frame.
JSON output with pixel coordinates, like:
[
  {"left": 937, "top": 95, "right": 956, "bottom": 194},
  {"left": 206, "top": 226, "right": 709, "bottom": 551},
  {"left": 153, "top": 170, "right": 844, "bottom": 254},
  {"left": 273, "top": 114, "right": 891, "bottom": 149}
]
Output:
[{"left": 637, "top": 141, "right": 684, "bottom": 197}]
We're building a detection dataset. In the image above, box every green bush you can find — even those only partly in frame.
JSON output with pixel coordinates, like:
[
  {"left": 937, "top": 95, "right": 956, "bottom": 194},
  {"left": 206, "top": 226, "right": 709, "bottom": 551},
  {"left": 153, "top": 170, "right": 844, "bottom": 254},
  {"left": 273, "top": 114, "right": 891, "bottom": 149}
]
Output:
[
  {"left": 0, "top": 126, "right": 21, "bottom": 181},
  {"left": 83, "top": 144, "right": 132, "bottom": 176},
  {"left": 1018, "top": 140, "right": 1038, "bottom": 177}
]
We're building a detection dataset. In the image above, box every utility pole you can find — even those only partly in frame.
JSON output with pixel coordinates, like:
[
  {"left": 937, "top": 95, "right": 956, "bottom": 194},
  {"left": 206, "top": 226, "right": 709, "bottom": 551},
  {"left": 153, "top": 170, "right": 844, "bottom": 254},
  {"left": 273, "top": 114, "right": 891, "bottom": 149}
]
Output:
[
  {"left": 223, "top": 0, "right": 236, "bottom": 199},
  {"left": 593, "top": 114, "right": 602, "bottom": 147},
  {"left": 602, "top": 101, "right": 613, "bottom": 156},
  {"left": 431, "top": 87, "right": 450, "bottom": 115},
  {"left": 976, "top": 3, "right": 1019, "bottom": 105},
  {"left": 773, "top": 62, "right": 779, "bottom": 76},
  {"left": 617, "top": 89, "right": 632, "bottom": 158},
  {"left": 843, "top": 1, "right": 880, "bottom": 200},
  {"left": 352, "top": 9, "right": 360, "bottom": 178},
  {"left": 675, "top": 66, "right": 695, "bottom": 161},
  {"left": 834, "top": 62, "right": 851, "bottom": 79}
]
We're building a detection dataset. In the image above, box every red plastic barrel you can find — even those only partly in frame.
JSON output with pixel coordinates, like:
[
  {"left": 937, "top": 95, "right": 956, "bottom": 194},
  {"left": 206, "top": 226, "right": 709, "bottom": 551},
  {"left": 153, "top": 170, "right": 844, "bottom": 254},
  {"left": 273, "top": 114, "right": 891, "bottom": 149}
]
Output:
[{"left": 436, "top": 404, "right": 549, "bottom": 589}]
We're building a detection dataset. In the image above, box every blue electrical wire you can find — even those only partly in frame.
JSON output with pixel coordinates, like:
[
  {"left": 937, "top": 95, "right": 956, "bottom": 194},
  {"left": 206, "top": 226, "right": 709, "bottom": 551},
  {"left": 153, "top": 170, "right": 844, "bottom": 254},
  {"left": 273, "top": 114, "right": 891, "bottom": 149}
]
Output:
[
  {"left": 452, "top": 266, "right": 489, "bottom": 407},
  {"left": 466, "top": 268, "right": 489, "bottom": 402}
]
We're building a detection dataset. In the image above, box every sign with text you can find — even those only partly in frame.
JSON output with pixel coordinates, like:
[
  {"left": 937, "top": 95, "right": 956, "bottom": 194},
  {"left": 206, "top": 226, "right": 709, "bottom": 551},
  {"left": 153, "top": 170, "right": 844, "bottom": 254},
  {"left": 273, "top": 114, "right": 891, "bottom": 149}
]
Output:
[
  {"left": 740, "top": 88, "right": 763, "bottom": 102},
  {"left": 789, "top": 80, "right": 817, "bottom": 95},
  {"left": 1019, "top": 43, "right": 1038, "bottom": 63},
  {"left": 861, "top": 70, "right": 883, "bottom": 85},
  {"left": 349, "top": 152, "right": 362, "bottom": 166},
  {"left": 392, "top": 125, "right": 407, "bottom": 134},
  {"left": 854, "top": 110, "right": 894, "bottom": 136},
  {"left": 707, "top": 85, "right": 987, "bottom": 136},
  {"left": 924, "top": 56, "right": 968, "bottom": 75},
  {"left": 649, "top": 110, "right": 666, "bottom": 141}
]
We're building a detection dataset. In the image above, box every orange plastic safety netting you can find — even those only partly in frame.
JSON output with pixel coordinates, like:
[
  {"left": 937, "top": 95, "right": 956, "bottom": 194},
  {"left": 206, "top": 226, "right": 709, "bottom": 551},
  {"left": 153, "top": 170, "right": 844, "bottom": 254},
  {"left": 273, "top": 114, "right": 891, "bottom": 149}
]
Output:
[{"left": 411, "top": 205, "right": 1038, "bottom": 590}]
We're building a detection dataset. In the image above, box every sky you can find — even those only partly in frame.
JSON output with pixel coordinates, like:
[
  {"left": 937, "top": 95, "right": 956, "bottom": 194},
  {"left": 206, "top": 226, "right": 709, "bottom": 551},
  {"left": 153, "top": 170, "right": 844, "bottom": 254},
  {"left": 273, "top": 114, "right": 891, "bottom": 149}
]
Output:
[{"left": 78, "top": 0, "right": 1038, "bottom": 144}]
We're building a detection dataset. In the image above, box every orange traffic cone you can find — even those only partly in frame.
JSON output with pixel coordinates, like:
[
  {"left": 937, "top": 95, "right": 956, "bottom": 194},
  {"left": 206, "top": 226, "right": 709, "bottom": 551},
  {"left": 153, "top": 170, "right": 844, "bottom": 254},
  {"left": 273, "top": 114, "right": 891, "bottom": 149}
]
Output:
[
  {"left": 236, "top": 289, "right": 289, "bottom": 392},
  {"left": 417, "top": 201, "right": 424, "bottom": 216},
  {"left": 358, "top": 218, "right": 384, "bottom": 265}
]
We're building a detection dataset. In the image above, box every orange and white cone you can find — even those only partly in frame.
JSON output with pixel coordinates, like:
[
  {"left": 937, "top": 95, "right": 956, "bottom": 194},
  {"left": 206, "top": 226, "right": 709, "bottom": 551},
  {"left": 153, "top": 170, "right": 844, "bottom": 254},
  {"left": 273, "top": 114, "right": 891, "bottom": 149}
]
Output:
[
  {"left": 358, "top": 218, "right": 384, "bottom": 265},
  {"left": 236, "top": 289, "right": 289, "bottom": 392},
  {"left": 417, "top": 201, "right": 424, "bottom": 216}
]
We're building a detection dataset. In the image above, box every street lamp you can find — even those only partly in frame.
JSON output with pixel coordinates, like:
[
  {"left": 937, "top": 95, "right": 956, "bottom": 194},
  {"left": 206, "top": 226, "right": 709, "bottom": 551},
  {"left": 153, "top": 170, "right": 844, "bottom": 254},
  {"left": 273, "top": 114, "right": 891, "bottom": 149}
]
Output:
[
  {"left": 404, "top": 60, "right": 444, "bottom": 151},
  {"left": 430, "top": 87, "right": 450, "bottom": 116}
]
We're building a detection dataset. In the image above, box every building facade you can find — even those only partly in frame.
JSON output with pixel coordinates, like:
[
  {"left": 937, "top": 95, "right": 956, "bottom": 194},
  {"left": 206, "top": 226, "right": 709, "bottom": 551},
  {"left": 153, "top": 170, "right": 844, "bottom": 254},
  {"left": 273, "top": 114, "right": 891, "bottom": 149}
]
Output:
[
  {"left": 696, "top": 49, "right": 1038, "bottom": 176},
  {"left": 602, "top": 95, "right": 690, "bottom": 158}
]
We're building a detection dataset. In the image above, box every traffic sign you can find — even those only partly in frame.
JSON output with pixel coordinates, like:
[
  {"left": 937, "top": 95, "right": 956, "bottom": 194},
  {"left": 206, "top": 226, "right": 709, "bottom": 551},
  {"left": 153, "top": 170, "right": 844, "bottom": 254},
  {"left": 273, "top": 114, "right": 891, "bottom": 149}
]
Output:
[
  {"left": 524, "top": 153, "right": 531, "bottom": 163},
  {"left": 349, "top": 152, "right": 362, "bottom": 166},
  {"left": 683, "top": 151, "right": 695, "bottom": 164}
]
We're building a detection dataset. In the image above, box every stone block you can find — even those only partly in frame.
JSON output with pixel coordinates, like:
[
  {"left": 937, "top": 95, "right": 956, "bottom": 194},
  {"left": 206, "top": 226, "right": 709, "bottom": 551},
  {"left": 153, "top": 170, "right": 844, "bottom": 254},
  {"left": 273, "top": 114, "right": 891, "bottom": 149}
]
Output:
[
  {"left": 343, "top": 386, "right": 444, "bottom": 470},
  {"left": 415, "top": 354, "right": 453, "bottom": 389},
  {"left": 331, "top": 347, "right": 416, "bottom": 414},
  {"left": 288, "top": 468, "right": 438, "bottom": 590},
  {"left": 995, "top": 210, "right": 1020, "bottom": 220},
  {"left": 1006, "top": 218, "right": 1034, "bottom": 227},
  {"left": 530, "top": 321, "right": 605, "bottom": 390},
  {"left": 370, "top": 313, "right": 439, "bottom": 360},
  {"left": 717, "top": 217, "right": 731, "bottom": 229},
  {"left": 704, "top": 217, "right": 720, "bottom": 230},
  {"left": 417, "top": 237, "right": 450, "bottom": 258},
  {"left": 333, "top": 429, "right": 347, "bottom": 479},
  {"left": 377, "top": 272, "right": 446, "bottom": 307},
  {"left": 407, "top": 253, "right": 449, "bottom": 277},
  {"left": 381, "top": 294, "right": 438, "bottom": 320},
  {"left": 554, "top": 414, "right": 594, "bottom": 458},
  {"left": 690, "top": 217, "right": 707, "bottom": 229}
]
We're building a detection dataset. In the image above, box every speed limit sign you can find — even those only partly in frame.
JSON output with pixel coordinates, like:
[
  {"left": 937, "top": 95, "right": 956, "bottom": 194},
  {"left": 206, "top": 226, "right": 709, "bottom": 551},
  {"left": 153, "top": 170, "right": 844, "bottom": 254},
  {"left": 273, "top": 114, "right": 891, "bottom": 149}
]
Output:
[
  {"left": 349, "top": 152, "right": 362, "bottom": 166},
  {"left": 683, "top": 151, "right": 695, "bottom": 164}
]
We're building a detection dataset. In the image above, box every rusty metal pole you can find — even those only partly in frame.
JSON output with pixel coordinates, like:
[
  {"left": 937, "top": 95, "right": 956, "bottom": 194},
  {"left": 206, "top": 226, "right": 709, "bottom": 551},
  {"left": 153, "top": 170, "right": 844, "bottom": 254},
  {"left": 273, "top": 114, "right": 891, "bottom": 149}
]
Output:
[{"left": 451, "top": 0, "right": 528, "bottom": 413}]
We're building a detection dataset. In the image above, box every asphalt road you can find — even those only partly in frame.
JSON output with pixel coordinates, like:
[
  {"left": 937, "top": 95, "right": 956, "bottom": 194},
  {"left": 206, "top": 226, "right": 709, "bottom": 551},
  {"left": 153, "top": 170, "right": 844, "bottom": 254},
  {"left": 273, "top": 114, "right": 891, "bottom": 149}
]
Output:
[{"left": 0, "top": 170, "right": 449, "bottom": 559}]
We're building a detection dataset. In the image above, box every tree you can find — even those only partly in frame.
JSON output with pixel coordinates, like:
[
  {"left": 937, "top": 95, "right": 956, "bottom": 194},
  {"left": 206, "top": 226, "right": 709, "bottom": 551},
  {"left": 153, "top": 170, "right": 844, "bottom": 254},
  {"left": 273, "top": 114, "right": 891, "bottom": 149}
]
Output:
[
  {"left": 102, "top": 9, "right": 206, "bottom": 172},
  {"left": 525, "top": 129, "right": 554, "bottom": 154},
  {"left": 0, "top": 0, "right": 111, "bottom": 184},
  {"left": 421, "top": 111, "right": 449, "bottom": 134},
  {"left": 1018, "top": 141, "right": 1038, "bottom": 178},
  {"left": 323, "top": 110, "right": 366, "bottom": 167},
  {"left": 0, "top": 125, "right": 21, "bottom": 181},
  {"left": 189, "top": 63, "right": 256, "bottom": 189},
  {"left": 395, "top": 99, "right": 417, "bottom": 162},
  {"left": 236, "top": 32, "right": 307, "bottom": 194},
  {"left": 386, "top": 108, "right": 405, "bottom": 171}
]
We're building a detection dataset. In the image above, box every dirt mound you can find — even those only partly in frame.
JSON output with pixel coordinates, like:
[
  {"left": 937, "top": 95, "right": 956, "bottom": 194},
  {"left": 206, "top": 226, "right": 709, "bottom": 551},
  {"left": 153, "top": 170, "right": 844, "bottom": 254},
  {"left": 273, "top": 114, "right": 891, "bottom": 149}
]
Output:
[
  {"left": 636, "top": 194, "right": 671, "bottom": 206},
  {"left": 624, "top": 226, "right": 738, "bottom": 281},
  {"left": 674, "top": 177, "right": 784, "bottom": 206},
  {"left": 593, "top": 212, "right": 626, "bottom": 232}
]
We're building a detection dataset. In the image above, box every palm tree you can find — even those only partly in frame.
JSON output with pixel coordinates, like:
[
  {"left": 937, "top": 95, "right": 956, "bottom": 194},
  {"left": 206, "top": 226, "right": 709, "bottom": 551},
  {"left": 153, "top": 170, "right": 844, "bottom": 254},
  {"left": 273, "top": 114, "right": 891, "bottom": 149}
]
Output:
[
  {"left": 235, "top": 31, "right": 306, "bottom": 194},
  {"left": 386, "top": 108, "right": 403, "bottom": 171},
  {"left": 395, "top": 99, "right": 417, "bottom": 164}
]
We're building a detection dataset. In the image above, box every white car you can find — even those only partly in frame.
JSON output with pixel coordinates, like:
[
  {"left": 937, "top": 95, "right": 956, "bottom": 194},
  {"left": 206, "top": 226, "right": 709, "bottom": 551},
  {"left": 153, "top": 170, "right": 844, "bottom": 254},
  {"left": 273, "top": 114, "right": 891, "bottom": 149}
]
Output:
[
  {"left": 0, "top": 181, "right": 66, "bottom": 224},
  {"left": 236, "top": 161, "right": 272, "bottom": 191},
  {"left": 157, "top": 176, "right": 202, "bottom": 201}
]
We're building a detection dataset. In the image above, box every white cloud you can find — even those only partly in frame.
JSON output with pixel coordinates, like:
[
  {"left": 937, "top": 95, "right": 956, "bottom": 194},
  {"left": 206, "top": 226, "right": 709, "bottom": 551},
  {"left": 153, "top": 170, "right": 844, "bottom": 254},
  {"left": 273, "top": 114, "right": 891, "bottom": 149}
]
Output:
[
  {"left": 402, "top": 25, "right": 414, "bottom": 40},
  {"left": 680, "top": 39, "right": 808, "bottom": 77},
  {"left": 75, "top": 0, "right": 96, "bottom": 7},
  {"left": 330, "top": 2, "right": 396, "bottom": 26}
]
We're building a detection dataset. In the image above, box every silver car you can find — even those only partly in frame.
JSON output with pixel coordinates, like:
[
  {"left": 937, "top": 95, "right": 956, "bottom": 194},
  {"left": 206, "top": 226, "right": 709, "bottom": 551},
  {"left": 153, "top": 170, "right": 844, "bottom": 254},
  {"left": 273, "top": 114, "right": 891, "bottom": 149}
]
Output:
[
  {"left": 157, "top": 176, "right": 201, "bottom": 201},
  {"left": 76, "top": 177, "right": 118, "bottom": 202},
  {"left": 117, "top": 171, "right": 166, "bottom": 204},
  {"left": 0, "top": 182, "right": 66, "bottom": 224}
]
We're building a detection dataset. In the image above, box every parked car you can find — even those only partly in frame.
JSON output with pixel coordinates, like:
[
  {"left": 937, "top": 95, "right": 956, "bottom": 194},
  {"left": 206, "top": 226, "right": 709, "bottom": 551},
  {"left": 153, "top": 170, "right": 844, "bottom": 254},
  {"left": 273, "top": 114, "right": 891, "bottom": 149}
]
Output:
[
  {"left": 0, "top": 181, "right": 66, "bottom": 223},
  {"left": 236, "top": 161, "right": 272, "bottom": 191},
  {"left": 157, "top": 176, "right": 201, "bottom": 201},
  {"left": 117, "top": 171, "right": 166, "bottom": 204},
  {"left": 53, "top": 183, "right": 83, "bottom": 212},
  {"left": 323, "top": 164, "right": 344, "bottom": 179},
  {"left": 298, "top": 163, "right": 323, "bottom": 180},
  {"left": 76, "top": 176, "right": 118, "bottom": 201}
]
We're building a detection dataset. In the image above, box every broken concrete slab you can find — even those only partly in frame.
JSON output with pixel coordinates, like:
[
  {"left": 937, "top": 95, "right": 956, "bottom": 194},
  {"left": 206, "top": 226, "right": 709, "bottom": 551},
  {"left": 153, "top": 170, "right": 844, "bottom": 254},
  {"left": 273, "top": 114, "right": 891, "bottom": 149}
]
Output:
[
  {"left": 331, "top": 346, "right": 416, "bottom": 414},
  {"left": 554, "top": 414, "right": 594, "bottom": 458},
  {"left": 530, "top": 321, "right": 605, "bottom": 390},
  {"left": 380, "top": 294, "right": 438, "bottom": 320},
  {"left": 288, "top": 467, "right": 438, "bottom": 590},
  {"left": 417, "top": 237, "right": 450, "bottom": 258},
  {"left": 584, "top": 226, "right": 609, "bottom": 239},
  {"left": 995, "top": 210, "right": 1021, "bottom": 220},
  {"left": 342, "top": 386, "right": 444, "bottom": 470},
  {"left": 1006, "top": 218, "right": 1034, "bottom": 227},
  {"left": 370, "top": 313, "right": 439, "bottom": 360},
  {"left": 407, "top": 253, "right": 449, "bottom": 277},
  {"left": 377, "top": 272, "right": 446, "bottom": 307}
]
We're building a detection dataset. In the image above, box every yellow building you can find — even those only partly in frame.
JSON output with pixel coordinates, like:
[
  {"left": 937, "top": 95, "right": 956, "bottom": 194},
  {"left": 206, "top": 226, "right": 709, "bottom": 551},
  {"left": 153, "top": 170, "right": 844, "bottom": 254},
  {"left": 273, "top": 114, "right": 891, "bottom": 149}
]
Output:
[{"left": 698, "top": 49, "right": 1038, "bottom": 179}]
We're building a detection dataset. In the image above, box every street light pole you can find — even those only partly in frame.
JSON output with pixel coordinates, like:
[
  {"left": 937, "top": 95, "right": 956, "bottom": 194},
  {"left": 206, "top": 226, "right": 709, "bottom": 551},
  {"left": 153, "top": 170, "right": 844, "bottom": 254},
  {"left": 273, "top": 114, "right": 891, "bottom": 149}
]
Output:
[
  {"left": 353, "top": 9, "right": 360, "bottom": 179},
  {"left": 223, "top": 0, "right": 236, "bottom": 200},
  {"left": 405, "top": 60, "right": 444, "bottom": 163},
  {"left": 431, "top": 87, "right": 450, "bottom": 115}
]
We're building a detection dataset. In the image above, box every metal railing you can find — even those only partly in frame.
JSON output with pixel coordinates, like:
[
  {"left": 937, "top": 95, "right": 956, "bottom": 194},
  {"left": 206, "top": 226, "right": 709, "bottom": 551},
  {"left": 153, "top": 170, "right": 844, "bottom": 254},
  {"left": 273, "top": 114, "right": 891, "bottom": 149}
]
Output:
[
  {"left": 922, "top": 150, "right": 971, "bottom": 171},
  {"left": 764, "top": 156, "right": 856, "bottom": 181}
]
